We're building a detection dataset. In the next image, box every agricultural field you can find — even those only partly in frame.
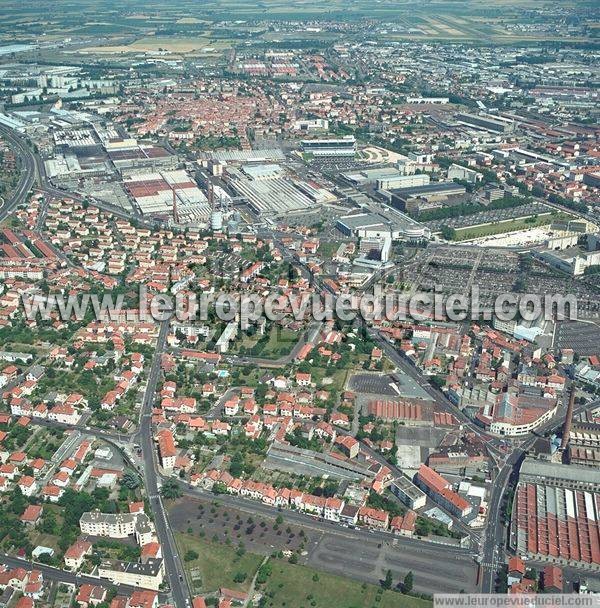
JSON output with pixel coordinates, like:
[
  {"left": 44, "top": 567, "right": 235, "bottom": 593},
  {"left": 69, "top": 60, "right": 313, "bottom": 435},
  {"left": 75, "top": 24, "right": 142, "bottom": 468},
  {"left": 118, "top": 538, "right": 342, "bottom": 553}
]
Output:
[
  {"left": 81, "top": 36, "right": 233, "bottom": 56},
  {"left": 1, "top": 0, "right": 595, "bottom": 45}
]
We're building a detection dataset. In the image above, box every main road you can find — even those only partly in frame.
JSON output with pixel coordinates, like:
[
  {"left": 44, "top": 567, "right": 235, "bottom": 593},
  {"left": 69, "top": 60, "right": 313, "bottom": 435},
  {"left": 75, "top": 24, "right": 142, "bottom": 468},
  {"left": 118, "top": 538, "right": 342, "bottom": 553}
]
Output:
[
  {"left": 480, "top": 394, "right": 599, "bottom": 592},
  {"left": 136, "top": 319, "right": 191, "bottom": 608},
  {"left": 279, "top": 238, "right": 600, "bottom": 591},
  {"left": 0, "top": 124, "right": 38, "bottom": 222}
]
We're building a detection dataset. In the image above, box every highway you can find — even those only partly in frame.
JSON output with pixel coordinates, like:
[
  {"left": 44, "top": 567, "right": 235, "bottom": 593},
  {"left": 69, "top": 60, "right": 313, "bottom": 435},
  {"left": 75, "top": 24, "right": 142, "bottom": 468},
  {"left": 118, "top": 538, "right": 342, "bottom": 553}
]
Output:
[{"left": 0, "top": 124, "right": 38, "bottom": 222}]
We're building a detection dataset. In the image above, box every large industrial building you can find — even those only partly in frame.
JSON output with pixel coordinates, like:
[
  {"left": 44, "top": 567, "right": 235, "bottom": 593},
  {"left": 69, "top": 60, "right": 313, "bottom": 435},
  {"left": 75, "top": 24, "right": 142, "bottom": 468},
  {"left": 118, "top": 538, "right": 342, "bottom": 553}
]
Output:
[
  {"left": 368, "top": 399, "right": 434, "bottom": 426},
  {"left": 123, "top": 170, "right": 209, "bottom": 221},
  {"left": 336, "top": 210, "right": 430, "bottom": 241},
  {"left": 301, "top": 136, "right": 356, "bottom": 157},
  {"left": 377, "top": 173, "right": 430, "bottom": 191},
  {"left": 455, "top": 112, "right": 515, "bottom": 134},
  {"left": 534, "top": 248, "right": 600, "bottom": 276},
  {"left": 447, "top": 164, "right": 483, "bottom": 184},
  {"left": 108, "top": 145, "right": 176, "bottom": 170},
  {"left": 512, "top": 459, "right": 600, "bottom": 570},
  {"left": 341, "top": 167, "right": 428, "bottom": 190},
  {"left": 227, "top": 166, "right": 334, "bottom": 216},
  {"left": 567, "top": 422, "right": 600, "bottom": 468},
  {"left": 205, "top": 149, "right": 285, "bottom": 163},
  {"left": 388, "top": 182, "right": 467, "bottom": 213}
]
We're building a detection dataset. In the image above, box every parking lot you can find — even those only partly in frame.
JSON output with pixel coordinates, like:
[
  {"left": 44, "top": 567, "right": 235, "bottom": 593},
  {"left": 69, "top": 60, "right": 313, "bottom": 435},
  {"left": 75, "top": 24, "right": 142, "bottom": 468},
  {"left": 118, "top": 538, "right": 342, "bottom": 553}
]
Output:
[
  {"left": 396, "top": 425, "right": 448, "bottom": 448},
  {"left": 307, "top": 535, "right": 479, "bottom": 594},
  {"left": 348, "top": 372, "right": 400, "bottom": 396},
  {"left": 404, "top": 245, "right": 600, "bottom": 315},
  {"left": 168, "top": 493, "right": 479, "bottom": 594},
  {"left": 554, "top": 320, "right": 600, "bottom": 357}
]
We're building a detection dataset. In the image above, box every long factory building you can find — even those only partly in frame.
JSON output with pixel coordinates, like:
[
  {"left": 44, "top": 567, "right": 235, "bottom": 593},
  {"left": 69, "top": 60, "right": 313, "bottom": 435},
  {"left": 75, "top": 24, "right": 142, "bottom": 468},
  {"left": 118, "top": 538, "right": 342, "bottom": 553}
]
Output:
[{"left": 512, "top": 459, "right": 600, "bottom": 570}]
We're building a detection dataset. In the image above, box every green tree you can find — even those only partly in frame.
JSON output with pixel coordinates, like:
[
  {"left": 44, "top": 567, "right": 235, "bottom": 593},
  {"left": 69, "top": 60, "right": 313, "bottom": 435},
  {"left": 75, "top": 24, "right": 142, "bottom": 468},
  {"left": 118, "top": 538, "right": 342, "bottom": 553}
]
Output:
[
  {"left": 441, "top": 225, "right": 456, "bottom": 241},
  {"left": 38, "top": 510, "right": 58, "bottom": 535},
  {"left": 233, "top": 571, "right": 247, "bottom": 583},
  {"left": 382, "top": 569, "right": 393, "bottom": 590},
  {"left": 9, "top": 487, "right": 27, "bottom": 515},
  {"left": 230, "top": 452, "right": 244, "bottom": 477},
  {"left": 184, "top": 550, "right": 199, "bottom": 562},
  {"left": 256, "top": 561, "right": 272, "bottom": 584},
  {"left": 160, "top": 479, "right": 183, "bottom": 500},
  {"left": 403, "top": 571, "right": 414, "bottom": 593}
]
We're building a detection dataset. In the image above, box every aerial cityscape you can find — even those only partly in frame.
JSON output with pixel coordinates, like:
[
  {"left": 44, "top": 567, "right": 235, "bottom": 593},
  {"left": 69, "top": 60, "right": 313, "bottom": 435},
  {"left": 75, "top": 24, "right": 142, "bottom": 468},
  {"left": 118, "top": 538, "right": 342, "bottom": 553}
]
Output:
[{"left": 0, "top": 1, "right": 598, "bottom": 607}]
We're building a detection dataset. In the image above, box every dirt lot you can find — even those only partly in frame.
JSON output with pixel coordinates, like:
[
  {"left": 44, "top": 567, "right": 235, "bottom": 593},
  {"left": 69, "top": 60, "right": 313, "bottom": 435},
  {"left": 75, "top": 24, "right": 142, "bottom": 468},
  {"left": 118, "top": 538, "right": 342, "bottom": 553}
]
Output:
[{"left": 169, "top": 496, "right": 320, "bottom": 556}]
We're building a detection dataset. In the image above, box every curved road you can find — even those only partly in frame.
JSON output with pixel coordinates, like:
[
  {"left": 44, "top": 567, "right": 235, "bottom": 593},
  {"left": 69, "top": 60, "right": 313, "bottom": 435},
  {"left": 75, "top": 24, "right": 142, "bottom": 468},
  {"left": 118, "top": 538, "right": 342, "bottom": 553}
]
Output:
[{"left": 0, "top": 124, "right": 38, "bottom": 222}]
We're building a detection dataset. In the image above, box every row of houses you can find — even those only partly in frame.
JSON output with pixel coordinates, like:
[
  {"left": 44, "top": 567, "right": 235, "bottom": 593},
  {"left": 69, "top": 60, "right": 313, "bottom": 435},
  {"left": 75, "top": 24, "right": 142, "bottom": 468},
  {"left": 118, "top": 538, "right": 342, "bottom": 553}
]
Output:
[{"left": 194, "top": 468, "right": 418, "bottom": 535}]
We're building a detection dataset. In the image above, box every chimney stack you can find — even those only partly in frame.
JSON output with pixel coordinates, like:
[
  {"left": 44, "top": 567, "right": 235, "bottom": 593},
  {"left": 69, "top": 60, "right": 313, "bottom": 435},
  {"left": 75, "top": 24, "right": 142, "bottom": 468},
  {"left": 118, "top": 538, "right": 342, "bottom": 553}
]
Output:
[
  {"left": 208, "top": 180, "right": 214, "bottom": 209},
  {"left": 560, "top": 384, "right": 576, "bottom": 450},
  {"left": 172, "top": 187, "right": 179, "bottom": 223}
]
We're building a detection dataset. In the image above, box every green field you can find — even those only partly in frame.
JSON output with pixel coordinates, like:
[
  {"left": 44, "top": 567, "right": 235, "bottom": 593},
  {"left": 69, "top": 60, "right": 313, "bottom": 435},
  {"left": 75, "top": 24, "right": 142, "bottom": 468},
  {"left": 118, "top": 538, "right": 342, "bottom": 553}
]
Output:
[
  {"left": 177, "top": 532, "right": 432, "bottom": 608},
  {"left": 260, "top": 559, "right": 430, "bottom": 608},
  {"left": 310, "top": 365, "right": 350, "bottom": 391},
  {"left": 236, "top": 326, "right": 299, "bottom": 359},
  {"left": 453, "top": 213, "right": 558, "bottom": 241},
  {"left": 176, "top": 533, "right": 264, "bottom": 594}
]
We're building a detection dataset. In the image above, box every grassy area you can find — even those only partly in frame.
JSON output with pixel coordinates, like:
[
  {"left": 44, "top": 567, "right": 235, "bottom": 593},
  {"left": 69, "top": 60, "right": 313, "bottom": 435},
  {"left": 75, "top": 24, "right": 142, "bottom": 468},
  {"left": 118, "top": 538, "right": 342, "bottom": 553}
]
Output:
[
  {"left": 230, "top": 366, "right": 264, "bottom": 388},
  {"left": 176, "top": 532, "right": 431, "bottom": 608},
  {"left": 310, "top": 366, "right": 350, "bottom": 391},
  {"left": 260, "top": 558, "right": 431, "bottom": 608},
  {"left": 235, "top": 326, "right": 298, "bottom": 359},
  {"left": 260, "top": 327, "right": 297, "bottom": 358},
  {"left": 453, "top": 213, "right": 558, "bottom": 241},
  {"left": 317, "top": 241, "right": 339, "bottom": 260},
  {"left": 176, "top": 533, "right": 263, "bottom": 594}
]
